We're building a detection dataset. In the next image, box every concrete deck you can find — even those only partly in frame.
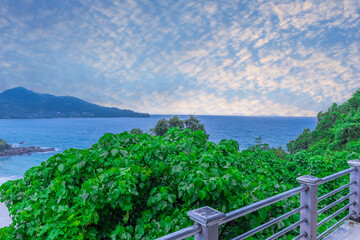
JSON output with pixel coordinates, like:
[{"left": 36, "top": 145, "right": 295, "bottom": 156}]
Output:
[{"left": 323, "top": 220, "right": 360, "bottom": 240}]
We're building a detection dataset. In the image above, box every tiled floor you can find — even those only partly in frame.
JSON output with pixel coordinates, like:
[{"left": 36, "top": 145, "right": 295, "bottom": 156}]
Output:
[{"left": 323, "top": 220, "right": 360, "bottom": 240}]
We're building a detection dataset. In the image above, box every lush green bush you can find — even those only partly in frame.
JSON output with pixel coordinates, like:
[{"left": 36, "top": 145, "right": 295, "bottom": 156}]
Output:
[
  {"left": 248, "top": 136, "right": 288, "bottom": 160},
  {"left": 1, "top": 128, "right": 296, "bottom": 239}
]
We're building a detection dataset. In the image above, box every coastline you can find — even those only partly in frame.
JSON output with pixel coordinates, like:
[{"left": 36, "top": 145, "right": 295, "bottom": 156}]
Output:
[{"left": 0, "top": 146, "right": 55, "bottom": 158}]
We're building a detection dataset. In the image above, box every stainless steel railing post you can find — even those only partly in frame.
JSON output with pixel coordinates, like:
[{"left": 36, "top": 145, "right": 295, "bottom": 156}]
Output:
[
  {"left": 187, "top": 206, "right": 226, "bottom": 240},
  {"left": 348, "top": 159, "right": 360, "bottom": 222},
  {"left": 297, "top": 175, "right": 322, "bottom": 239}
]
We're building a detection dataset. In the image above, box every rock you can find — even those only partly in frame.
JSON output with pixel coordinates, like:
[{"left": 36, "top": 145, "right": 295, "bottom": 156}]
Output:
[{"left": 0, "top": 146, "right": 55, "bottom": 157}]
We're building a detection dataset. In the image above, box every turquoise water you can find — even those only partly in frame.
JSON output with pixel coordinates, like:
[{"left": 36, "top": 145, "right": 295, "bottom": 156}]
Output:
[{"left": 0, "top": 115, "right": 317, "bottom": 227}]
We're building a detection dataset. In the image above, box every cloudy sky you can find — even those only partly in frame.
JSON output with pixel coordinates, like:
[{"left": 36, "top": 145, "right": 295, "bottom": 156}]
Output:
[{"left": 0, "top": 0, "right": 359, "bottom": 116}]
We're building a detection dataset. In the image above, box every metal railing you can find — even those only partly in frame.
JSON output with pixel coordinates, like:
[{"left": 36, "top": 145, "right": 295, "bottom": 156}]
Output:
[{"left": 156, "top": 159, "right": 360, "bottom": 240}]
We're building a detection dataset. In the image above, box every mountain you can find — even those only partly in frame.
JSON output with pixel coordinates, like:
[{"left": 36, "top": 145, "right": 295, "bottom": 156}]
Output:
[
  {"left": 0, "top": 87, "right": 150, "bottom": 118},
  {"left": 287, "top": 88, "right": 360, "bottom": 153}
]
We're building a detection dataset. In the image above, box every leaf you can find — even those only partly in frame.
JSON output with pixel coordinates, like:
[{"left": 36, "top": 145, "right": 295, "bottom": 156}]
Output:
[
  {"left": 258, "top": 208, "right": 267, "bottom": 220},
  {"left": 58, "top": 164, "right": 65, "bottom": 173},
  {"left": 111, "top": 149, "right": 119, "bottom": 156},
  {"left": 216, "top": 179, "right": 223, "bottom": 192},
  {"left": 123, "top": 212, "right": 130, "bottom": 223},
  {"left": 198, "top": 190, "right": 206, "bottom": 200}
]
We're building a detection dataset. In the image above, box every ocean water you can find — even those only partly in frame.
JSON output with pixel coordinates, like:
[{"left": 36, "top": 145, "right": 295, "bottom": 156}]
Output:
[{"left": 0, "top": 115, "right": 317, "bottom": 227}]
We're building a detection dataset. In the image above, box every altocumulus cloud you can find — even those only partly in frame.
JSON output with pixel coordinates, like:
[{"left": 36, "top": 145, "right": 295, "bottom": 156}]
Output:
[{"left": 0, "top": 0, "right": 359, "bottom": 116}]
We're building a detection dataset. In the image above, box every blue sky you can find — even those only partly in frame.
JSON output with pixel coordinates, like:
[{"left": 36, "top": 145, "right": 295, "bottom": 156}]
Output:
[{"left": 0, "top": 0, "right": 359, "bottom": 116}]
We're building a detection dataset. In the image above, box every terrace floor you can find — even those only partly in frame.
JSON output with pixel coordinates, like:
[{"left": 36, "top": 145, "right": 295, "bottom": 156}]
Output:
[{"left": 323, "top": 220, "right": 360, "bottom": 240}]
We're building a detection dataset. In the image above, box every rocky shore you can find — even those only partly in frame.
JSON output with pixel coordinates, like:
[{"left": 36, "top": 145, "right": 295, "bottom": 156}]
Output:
[{"left": 0, "top": 146, "right": 55, "bottom": 157}]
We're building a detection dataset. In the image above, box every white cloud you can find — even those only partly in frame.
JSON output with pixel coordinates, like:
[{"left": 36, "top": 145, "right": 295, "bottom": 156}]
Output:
[
  {"left": 203, "top": 2, "right": 218, "bottom": 15},
  {"left": 0, "top": 0, "right": 359, "bottom": 116}
]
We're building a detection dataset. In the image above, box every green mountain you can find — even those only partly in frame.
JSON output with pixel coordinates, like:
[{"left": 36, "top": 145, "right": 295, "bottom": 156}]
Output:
[
  {"left": 0, "top": 87, "right": 149, "bottom": 118},
  {"left": 287, "top": 89, "right": 360, "bottom": 153}
]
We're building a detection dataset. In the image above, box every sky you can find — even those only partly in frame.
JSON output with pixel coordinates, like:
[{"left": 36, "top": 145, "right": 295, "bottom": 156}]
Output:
[{"left": 0, "top": 0, "right": 359, "bottom": 116}]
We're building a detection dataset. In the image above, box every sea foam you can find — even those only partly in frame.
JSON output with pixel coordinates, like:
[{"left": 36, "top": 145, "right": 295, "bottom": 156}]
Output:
[{"left": 0, "top": 176, "right": 19, "bottom": 228}]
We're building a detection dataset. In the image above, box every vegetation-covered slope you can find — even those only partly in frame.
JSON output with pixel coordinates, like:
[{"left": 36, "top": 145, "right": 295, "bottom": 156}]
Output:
[
  {"left": 0, "top": 87, "right": 149, "bottom": 118},
  {"left": 287, "top": 89, "right": 360, "bottom": 154}
]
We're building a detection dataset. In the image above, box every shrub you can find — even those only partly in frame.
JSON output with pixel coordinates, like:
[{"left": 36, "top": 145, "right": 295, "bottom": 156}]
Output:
[{"left": 1, "top": 128, "right": 293, "bottom": 239}]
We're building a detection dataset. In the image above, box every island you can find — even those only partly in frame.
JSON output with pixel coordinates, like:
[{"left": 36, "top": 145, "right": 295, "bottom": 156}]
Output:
[
  {"left": 0, "top": 139, "right": 55, "bottom": 157},
  {"left": 0, "top": 87, "right": 150, "bottom": 119}
]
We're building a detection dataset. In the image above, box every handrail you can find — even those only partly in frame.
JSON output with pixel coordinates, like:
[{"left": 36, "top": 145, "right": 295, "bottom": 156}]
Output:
[
  {"left": 317, "top": 192, "right": 355, "bottom": 215},
  {"left": 222, "top": 186, "right": 307, "bottom": 224},
  {"left": 317, "top": 201, "right": 355, "bottom": 227},
  {"left": 156, "top": 160, "right": 360, "bottom": 240},
  {"left": 156, "top": 224, "right": 201, "bottom": 240},
  {"left": 293, "top": 233, "right": 307, "bottom": 240},
  {"left": 317, "top": 212, "right": 355, "bottom": 240},
  {"left": 232, "top": 206, "right": 306, "bottom": 240},
  {"left": 319, "top": 167, "right": 356, "bottom": 184},
  {"left": 265, "top": 220, "right": 305, "bottom": 240},
  {"left": 318, "top": 181, "right": 355, "bottom": 201}
]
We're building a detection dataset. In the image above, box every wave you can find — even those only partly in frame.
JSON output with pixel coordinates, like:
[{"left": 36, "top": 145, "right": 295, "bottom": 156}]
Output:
[
  {"left": 11, "top": 143, "right": 19, "bottom": 148},
  {"left": 0, "top": 176, "right": 20, "bottom": 185},
  {"left": 40, "top": 146, "right": 59, "bottom": 151},
  {"left": 0, "top": 176, "right": 19, "bottom": 228}
]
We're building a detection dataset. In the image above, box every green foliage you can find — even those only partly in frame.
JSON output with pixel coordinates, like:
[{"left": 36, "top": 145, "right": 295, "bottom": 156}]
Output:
[
  {"left": 129, "top": 128, "right": 143, "bottom": 135},
  {"left": 287, "top": 89, "right": 360, "bottom": 153},
  {"left": 151, "top": 115, "right": 205, "bottom": 136},
  {"left": 287, "top": 128, "right": 311, "bottom": 154},
  {"left": 0, "top": 139, "right": 11, "bottom": 152},
  {"left": 269, "top": 146, "right": 288, "bottom": 160},
  {"left": 150, "top": 118, "right": 169, "bottom": 136},
  {"left": 249, "top": 136, "right": 288, "bottom": 160},
  {"left": 168, "top": 115, "right": 184, "bottom": 129},
  {"left": 0, "top": 227, "right": 13, "bottom": 240},
  {"left": 1, "top": 128, "right": 295, "bottom": 239},
  {"left": 184, "top": 115, "right": 205, "bottom": 132}
]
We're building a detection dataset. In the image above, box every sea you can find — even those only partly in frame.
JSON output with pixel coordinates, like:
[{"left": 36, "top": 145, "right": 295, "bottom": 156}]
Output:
[{"left": 0, "top": 115, "right": 317, "bottom": 227}]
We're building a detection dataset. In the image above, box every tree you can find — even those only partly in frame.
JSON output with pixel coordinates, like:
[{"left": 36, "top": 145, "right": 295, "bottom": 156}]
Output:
[
  {"left": 130, "top": 128, "right": 143, "bottom": 135},
  {"left": 151, "top": 115, "right": 206, "bottom": 136},
  {"left": 150, "top": 118, "right": 169, "bottom": 136},
  {"left": 184, "top": 115, "right": 205, "bottom": 131},
  {"left": 168, "top": 115, "right": 184, "bottom": 129}
]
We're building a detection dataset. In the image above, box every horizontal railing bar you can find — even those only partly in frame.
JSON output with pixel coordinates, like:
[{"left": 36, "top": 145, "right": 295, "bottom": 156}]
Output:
[
  {"left": 222, "top": 186, "right": 307, "bottom": 224},
  {"left": 265, "top": 220, "right": 305, "bottom": 240},
  {"left": 317, "top": 201, "right": 355, "bottom": 227},
  {"left": 317, "top": 192, "right": 354, "bottom": 215},
  {"left": 293, "top": 233, "right": 307, "bottom": 240},
  {"left": 156, "top": 224, "right": 201, "bottom": 240},
  {"left": 319, "top": 167, "right": 356, "bottom": 184},
  {"left": 318, "top": 181, "right": 356, "bottom": 201},
  {"left": 316, "top": 212, "right": 355, "bottom": 240},
  {"left": 232, "top": 206, "right": 306, "bottom": 240}
]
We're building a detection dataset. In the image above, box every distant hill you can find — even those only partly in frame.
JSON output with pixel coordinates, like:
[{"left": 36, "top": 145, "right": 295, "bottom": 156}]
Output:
[{"left": 0, "top": 87, "right": 150, "bottom": 118}]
